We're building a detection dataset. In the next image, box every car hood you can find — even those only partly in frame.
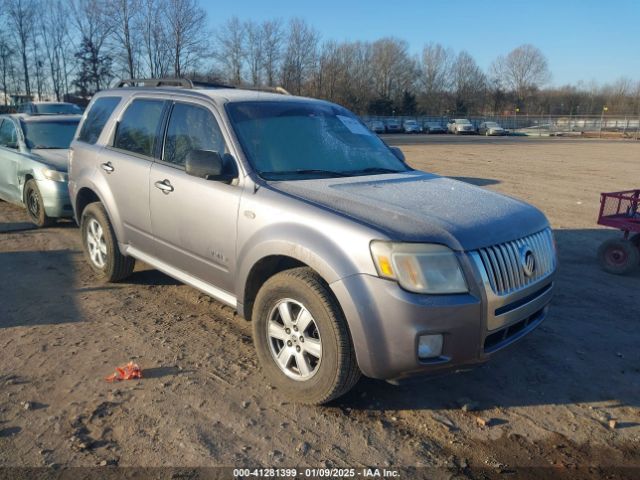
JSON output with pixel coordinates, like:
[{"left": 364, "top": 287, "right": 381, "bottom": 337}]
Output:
[
  {"left": 30, "top": 149, "right": 69, "bottom": 171},
  {"left": 270, "top": 171, "right": 549, "bottom": 251}
]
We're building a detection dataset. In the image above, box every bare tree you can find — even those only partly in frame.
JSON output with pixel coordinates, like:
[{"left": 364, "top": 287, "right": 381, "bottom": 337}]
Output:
[
  {"left": 491, "top": 44, "right": 550, "bottom": 103},
  {"left": 214, "top": 16, "right": 245, "bottom": 84},
  {"left": 138, "top": 0, "right": 171, "bottom": 78},
  {"left": 109, "top": 0, "right": 140, "bottom": 80},
  {"left": 164, "top": 0, "right": 208, "bottom": 77},
  {"left": 451, "top": 50, "right": 486, "bottom": 114},
  {"left": 370, "top": 38, "right": 415, "bottom": 103},
  {"left": 71, "top": 0, "right": 114, "bottom": 93},
  {"left": 4, "top": 0, "right": 37, "bottom": 97},
  {"left": 244, "top": 20, "right": 263, "bottom": 86},
  {"left": 418, "top": 43, "right": 453, "bottom": 114},
  {"left": 261, "top": 19, "right": 284, "bottom": 86},
  {"left": 0, "top": 31, "right": 15, "bottom": 105},
  {"left": 39, "top": 0, "right": 73, "bottom": 100},
  {"left": 281, "top": 18, "right": 319, "bottom": 95}
]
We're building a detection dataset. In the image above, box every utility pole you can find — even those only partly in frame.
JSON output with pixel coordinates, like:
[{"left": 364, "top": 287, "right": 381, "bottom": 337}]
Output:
[{"left": 600, "top": 106, "right": 608, "bottom": 138}]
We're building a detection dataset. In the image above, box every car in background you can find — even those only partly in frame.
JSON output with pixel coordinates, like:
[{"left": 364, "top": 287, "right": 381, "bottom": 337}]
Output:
[
  {"left": 478, "top": 121, "right": 507, "bottom": 136},
  {"left": 385, "top": 118, "right": 402, "bottom": 133},
  {"left": 423, "top": 121, "right": 447, "bottom": 134},
  {"left": 447, "top": 118, "right": 475, "bottom": 134},
  {"left": 368, "top": 120, "right": 386, "bottom": 134},
  {"left": 0, "top": 114, "right": 80, "bottom": 226},
  {"left": 18, "top": 102, "right": 83, "bottom": 115},
  {"left": 403, "top": 119, "right": 422, "bottom": 134}
]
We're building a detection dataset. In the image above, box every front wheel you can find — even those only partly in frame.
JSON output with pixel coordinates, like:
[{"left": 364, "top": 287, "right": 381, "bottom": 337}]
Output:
[
  {"left": 252, "top": 267, "right": 360, "bottom": 405},
  {"left": 24, "top": 179, "right": 53, "bottom": 227},
  {"left": 597, "top": 238, "right": 639, "bottom": 275},
  {"left": 80, "top": 202, "right": 135, "bottom": 282}
]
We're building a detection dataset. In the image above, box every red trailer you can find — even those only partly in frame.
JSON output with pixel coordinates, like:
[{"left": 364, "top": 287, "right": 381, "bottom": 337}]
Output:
[{"left": 597, "top": 189, "right": 640, "bottom": 274}]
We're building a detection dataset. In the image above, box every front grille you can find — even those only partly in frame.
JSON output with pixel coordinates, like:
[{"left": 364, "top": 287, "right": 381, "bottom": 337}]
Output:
[{"left": 475, "top": 229, "right": 556, "bottom": 296}]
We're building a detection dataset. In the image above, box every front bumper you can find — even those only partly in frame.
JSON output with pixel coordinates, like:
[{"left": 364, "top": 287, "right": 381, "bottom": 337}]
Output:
[
  {"left": 331, "top": 264, "right": 554, "bottom": 380},
  {"left": 36, "top": 179, "right": 73, "bottom": 218}
]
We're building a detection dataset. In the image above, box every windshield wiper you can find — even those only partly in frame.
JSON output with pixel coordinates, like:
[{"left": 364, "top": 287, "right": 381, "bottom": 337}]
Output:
[
  {"left": 261, "top": 169, "right": 352, "bottom": 178},
  {"left": 345, "top": 167, "right": 406, "bottom": 176}
]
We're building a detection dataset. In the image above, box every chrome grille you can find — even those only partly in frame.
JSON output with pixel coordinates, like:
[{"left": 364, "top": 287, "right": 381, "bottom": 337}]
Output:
[{"left": 475, "top": 229, "right": 556, "bottom": 295}]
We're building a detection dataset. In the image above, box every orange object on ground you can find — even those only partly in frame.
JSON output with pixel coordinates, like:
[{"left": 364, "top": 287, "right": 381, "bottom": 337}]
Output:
[{"left": 105, "top": 362, "right": 142, "bottom": 382}]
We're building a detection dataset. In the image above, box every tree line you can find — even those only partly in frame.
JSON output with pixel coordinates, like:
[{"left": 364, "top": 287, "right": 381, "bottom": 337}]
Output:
[{"left": 1, "top": 0, "right": 639, "bottom": 116}]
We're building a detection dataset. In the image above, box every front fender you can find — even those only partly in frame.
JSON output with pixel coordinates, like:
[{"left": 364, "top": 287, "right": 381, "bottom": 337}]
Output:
[{"left": 235, "top": 221, "right": 365, "bottom": 302}]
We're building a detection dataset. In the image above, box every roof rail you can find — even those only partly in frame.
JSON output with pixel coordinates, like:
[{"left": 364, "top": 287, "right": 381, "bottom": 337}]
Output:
[
  {"left": 114, "top": 78, "right": 237, "bottom": 90},
  {"left": 113, "top": 78, "right": 291, "bottom": 95},
  {"left": 240, "top": 86, "right": 291, "bottom": 95}
]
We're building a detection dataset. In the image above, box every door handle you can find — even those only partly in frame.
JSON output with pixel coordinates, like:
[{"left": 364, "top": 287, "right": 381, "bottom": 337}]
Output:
[
  {"left": 154, "top": 179, "right": 174, "bottom": 194},
  {"left": 101, "top": 162, "right": 114, "bottom": 173}
]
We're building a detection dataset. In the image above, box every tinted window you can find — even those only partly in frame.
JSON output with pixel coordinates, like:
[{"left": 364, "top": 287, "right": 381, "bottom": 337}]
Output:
[
  {"left": 163, "top": 103, "right": 227, "bottom": 167},
  {"left": 0, "top": 120, "right": 18, "bottom": 147},
  {"left": 35, "top": 103, "right": 83, "bottom": 115},
  {"left": 21, "top": 119, "right": 80, "bottom": 149},
  {"left": 78, "top": 97, "right": 121, "bottom": 144},
  {"left": 113, "top": 99, "right": 166, "bottom": 157}
]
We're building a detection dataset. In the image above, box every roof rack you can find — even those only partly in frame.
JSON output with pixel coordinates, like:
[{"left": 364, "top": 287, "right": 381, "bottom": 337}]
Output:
[{"left": 113, "top": 78, "right": 290, "bottom": 95}]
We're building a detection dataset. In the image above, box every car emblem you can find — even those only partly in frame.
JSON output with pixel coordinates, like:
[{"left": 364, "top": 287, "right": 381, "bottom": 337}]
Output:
[{"left": 520, "top": 246, "right": 536, "bottom": 277}]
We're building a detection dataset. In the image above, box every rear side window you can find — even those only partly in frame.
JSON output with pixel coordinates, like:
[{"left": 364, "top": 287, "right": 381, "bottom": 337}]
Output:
[
  {"left": 163, "top": 103, "right": 227, "bottom": 167},
  {"left": 78, "top": 97, "right": 121, "bottom": 144},
  {"left": 0, "top": 120, "right": 18, "bottom": 147},
  {"left": 113, "top": 99, "right": 166, "bottom": 158}
]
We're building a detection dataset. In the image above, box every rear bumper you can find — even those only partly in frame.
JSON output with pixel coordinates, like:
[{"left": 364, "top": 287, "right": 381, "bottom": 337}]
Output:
[
  {"left": 330, "top": 271, "right": 553, "bottom": 381},
  {"left": 37, "top": 179, "right": 73, "bottom": 218}
]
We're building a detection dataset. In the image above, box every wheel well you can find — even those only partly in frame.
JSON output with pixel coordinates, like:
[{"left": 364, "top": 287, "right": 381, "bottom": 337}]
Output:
[
  {"left": 75, "top": 188, "right": 100, "bottom": 220},
  {"left": 243, "top": 255, "right": 308, "bottom": 321},
  {"left": 21, "top": 174, "right": 34, "bottom": 201}
]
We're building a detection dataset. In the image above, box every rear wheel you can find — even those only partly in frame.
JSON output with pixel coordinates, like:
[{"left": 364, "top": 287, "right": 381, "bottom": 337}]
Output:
[
  {"left": 598, "top": 238, "right": 639, "bottom": 275},
  {"left": 80, "top": 202, "right": 135, "bottom": 282},
  {"left": 252, "top": 267, "right": 360, "bottom": 405},
  {"left": 24, "top": 179, "right": 53, "bottom": 227}
]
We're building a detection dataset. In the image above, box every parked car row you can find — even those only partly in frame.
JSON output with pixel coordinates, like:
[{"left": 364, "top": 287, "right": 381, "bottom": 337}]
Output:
[{"left": 366, "top": 117, "right": 509, "bottom": 135}]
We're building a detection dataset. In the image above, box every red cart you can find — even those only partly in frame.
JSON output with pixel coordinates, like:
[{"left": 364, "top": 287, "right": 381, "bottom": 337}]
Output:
[{"left": 597, "top": 189, "right": 640, "bottom": 274}]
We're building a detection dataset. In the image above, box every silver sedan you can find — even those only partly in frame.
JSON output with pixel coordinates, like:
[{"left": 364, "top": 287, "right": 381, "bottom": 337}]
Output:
[
  {"left": 478, "top": 121, "right": 507, "bottom": 136},
  {"left": 0, "top": 114, "right": 80, "bottom": 226}
]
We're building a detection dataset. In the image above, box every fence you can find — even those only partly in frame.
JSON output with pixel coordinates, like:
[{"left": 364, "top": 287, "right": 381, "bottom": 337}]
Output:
[{"left": 361, "top": 114, "right": 640, "bottom": 138}]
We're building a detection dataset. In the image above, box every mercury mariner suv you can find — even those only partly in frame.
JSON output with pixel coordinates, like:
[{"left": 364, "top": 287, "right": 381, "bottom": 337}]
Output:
[{"left": 68, "top": 78, "right": 557, "bottom": 404}]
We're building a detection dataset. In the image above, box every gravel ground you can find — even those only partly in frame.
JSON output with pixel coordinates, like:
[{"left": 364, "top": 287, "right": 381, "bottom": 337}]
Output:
[{"left": 0, "top": 137, "right": 639, "bottom": 478}]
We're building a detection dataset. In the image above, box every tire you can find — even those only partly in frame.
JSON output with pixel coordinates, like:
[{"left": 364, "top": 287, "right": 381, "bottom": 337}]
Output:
[
  {"left": 252, "top": 267, "right": 361, "bottom": 405},
  {"left": 24, "top": 179, "right": 53, "bottom": 227},
  {"left": 597, "top": 238, "right": 639, "bottom": 275},
  {"left": 80, "top": 202, "right": 135, "bottom": 282}
]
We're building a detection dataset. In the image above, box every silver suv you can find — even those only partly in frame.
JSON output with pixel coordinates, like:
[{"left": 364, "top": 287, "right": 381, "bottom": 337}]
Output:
[{"left": 68, "top": 79, "right": 557, "bottom": 404}]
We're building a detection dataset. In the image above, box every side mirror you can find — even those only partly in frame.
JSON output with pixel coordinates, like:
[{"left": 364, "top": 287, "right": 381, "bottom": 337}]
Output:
[
  {"left": 390, "top": 146, "right": 405, "bottom": 162},
  {"left": 185, "top": 149, "right": 237, "bottom": 182}
]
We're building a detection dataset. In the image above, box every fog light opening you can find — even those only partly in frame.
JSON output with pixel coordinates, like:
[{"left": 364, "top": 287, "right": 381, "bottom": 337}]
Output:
[{"left": 418, "top": 334, "right": 443, "bottom": 359}]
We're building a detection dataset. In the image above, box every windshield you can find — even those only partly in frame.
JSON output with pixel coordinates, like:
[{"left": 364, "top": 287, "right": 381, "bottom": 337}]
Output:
[
  {"left": 455, "top": 119, "right": 471, "bottom": 124},
  {"left": 21, "top": 119, "right": 79, "bottom": 149},
  {"left": 405, "top": 120, "right": 417, "bottom": 125},
  {"left": 485, "top": 122, "right": 499, "bottom": 127},
  {"left": 34, "top": 103, "right": 82, "bottom": 115},
  {"left": 226, "top": 101, "right": 410, "bottom": 180}
]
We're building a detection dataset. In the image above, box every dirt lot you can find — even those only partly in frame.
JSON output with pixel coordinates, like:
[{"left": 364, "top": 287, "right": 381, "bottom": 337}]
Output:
[{"left": 1, "top": 137, "right": 639, "bottom": 478}]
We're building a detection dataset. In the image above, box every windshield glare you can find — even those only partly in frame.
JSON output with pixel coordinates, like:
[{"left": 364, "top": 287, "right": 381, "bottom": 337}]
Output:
[
  {"left": 21, "top": 120, "right": 79, "bottom": 149},
  {"left": 456, "top": 119, "right": 471, "bottom": 124},
  {"left": 227, "top": 101, "right": 410, "bottom": 180}
]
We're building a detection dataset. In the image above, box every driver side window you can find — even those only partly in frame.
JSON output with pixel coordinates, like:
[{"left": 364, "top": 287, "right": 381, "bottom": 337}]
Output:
[
  {"left": 162, "top": 102, "right": 227, "bottom": 167},
  {"left": 0, "top": 120, "right": 18, "bottom": 148}
]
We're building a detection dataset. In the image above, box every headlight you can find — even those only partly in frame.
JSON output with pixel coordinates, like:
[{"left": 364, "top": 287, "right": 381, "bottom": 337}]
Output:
[
  {"left": 42, "top": 168, "right": 68, "bottom": 182},
  {"left": 370, "top": 241, "right": 468, "bottom": 294}
]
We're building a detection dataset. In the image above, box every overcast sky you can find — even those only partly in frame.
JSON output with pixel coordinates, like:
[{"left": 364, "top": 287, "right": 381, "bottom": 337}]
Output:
[{"left": 204, "top": 0, "right": 640, "bottom": 87}]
